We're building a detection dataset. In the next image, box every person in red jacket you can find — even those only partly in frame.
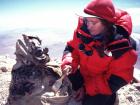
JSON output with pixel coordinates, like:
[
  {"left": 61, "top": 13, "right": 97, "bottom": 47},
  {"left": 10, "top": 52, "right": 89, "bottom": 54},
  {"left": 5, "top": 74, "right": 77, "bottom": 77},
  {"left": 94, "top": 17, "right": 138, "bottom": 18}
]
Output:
[{"left": 61, "top": 0, "right": 137, "bottom": 105}]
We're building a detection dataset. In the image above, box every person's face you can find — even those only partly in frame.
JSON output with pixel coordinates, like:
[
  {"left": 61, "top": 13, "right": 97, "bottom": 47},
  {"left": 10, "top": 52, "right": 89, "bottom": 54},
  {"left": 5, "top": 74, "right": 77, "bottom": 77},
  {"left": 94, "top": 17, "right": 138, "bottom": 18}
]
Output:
[{"left": 86, "top": 17, "right": 105, "bottom": 36}]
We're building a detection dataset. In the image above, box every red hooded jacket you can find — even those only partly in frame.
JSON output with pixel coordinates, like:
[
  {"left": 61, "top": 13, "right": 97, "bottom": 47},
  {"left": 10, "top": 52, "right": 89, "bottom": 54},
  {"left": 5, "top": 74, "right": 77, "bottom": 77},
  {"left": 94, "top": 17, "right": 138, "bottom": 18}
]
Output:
[{"left": 61, "top": 0, "right": 137, "bottom": 96}]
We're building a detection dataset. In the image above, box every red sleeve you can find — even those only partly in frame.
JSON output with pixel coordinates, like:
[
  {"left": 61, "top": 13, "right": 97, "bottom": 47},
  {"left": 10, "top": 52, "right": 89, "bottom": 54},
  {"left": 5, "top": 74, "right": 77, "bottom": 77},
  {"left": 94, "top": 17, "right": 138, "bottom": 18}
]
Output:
[
  {"left": 109, "top": 49, "right": 137, "bottom": 83},
  {"left": 61, "top": 30, "right": 80, "bottom": 73}
]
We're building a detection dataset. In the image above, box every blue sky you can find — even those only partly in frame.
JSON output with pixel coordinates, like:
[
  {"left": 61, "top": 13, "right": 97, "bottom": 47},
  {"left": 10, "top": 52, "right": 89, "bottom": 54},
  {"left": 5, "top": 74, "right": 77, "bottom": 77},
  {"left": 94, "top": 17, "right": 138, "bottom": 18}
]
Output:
[
  {"left": 0, "top": 0, "right": 139, "bottom": 14},
  {"left": 0, "top": 0, "right": 140, "bottom": 32},
  {"left": 0, "top": 0, "right": 88, "bottom": 29},
  {"left": 1, "top": 0, "right": 139, "bottom": 16},
  {"left": 0, "top": 0, "right": 84, "bottom": 15}
]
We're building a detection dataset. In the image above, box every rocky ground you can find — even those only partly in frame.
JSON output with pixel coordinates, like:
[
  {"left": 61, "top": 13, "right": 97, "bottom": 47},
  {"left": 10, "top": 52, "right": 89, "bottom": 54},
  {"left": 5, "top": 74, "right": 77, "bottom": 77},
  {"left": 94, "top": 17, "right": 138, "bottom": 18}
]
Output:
[
  {"left": 0, "top": 56, "right": 15, "bottom": 105},
  {"left": 115, "top": 83, "right": 140, "bottom": 105},
  {"left": 0, "top": 56, "right": 140, "bottom": 105},
  {"left": 0, "top": 71, "right": 11, "bottom": 105}
]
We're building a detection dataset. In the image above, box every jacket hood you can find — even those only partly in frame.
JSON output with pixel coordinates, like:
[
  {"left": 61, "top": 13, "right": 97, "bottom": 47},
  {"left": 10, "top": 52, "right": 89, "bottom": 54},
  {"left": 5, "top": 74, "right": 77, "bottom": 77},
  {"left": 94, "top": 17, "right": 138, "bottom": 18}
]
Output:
[
  {"left": 83, "top": 0, "right": 132, "bottom": 36},
  {"left": 114, "top": 9, "right": 132, "bottom": 36},
  {"left": 84, "top": 0, "right": 115, "bottom": 23}
]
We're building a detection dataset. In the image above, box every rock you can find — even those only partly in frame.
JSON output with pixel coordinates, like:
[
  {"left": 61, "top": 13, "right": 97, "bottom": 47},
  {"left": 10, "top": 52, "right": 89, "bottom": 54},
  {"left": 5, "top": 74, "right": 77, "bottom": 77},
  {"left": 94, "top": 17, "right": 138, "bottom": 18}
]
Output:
[
  {"left": 116, "top": 83, "right": 140, "bottom": 105},
  {"left": 0, "top": 66, "right": 8, "bottom": 72},
  {"left": 133, "top": 83, "right": 140, "bottom": 91},
  {"left": 0, "top": 55, "right": 16, "bottom": 72}
]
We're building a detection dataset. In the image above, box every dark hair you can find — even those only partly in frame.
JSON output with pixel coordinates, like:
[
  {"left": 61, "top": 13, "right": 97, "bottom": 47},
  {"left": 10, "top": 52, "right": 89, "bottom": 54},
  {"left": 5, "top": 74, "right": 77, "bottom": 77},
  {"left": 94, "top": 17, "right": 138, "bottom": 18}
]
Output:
[
  {"left": 100, "top": 19, "right": 116, "bottom": 44},
  {"left": 95, "top": 18, "right": 116, "bottom": 57}
]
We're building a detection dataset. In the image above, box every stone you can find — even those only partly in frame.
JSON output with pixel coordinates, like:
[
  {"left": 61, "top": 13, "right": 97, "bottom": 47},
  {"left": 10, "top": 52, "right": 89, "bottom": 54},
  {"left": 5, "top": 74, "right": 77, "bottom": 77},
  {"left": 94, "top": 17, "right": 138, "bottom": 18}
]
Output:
[{"left": 1, "top": 67, "right": 8, "bottom": 72}]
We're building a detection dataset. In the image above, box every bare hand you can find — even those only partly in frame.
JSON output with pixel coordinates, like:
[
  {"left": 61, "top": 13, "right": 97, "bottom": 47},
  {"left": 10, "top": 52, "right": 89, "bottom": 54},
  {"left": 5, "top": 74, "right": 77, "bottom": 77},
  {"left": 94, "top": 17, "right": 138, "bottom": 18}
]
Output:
[{"left": 62, "top": 65, "right": 72, "bottom": 75}]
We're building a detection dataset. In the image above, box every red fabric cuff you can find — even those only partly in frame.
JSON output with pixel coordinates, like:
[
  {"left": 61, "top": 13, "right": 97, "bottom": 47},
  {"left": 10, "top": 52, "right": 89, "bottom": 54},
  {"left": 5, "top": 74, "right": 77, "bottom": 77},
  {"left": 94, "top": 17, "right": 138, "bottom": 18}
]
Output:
[{"left": 61, "top": 53, "right": 72, "bottom": 70}]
